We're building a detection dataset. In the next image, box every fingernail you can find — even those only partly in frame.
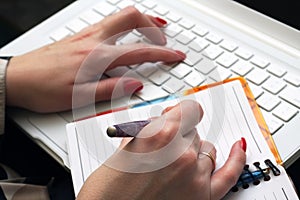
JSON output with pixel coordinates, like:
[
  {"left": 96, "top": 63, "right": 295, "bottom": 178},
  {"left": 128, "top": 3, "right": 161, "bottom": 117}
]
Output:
[
  {"left": 155, "top": 17, "right": 167, "bottom": 25},
  {"left": 175, "top": 50, "right": 186, "bottom": 59},
  {"left": 240, "top": 137, "right": 247, "bottom": 152},
  {"left": 124, "top": 80, "right": 143, "bottom": 95}
]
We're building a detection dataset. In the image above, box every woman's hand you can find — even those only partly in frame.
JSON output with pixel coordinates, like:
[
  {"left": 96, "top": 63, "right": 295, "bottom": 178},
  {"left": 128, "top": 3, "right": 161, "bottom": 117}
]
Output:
[
  {"left": 77, "top": 100, "right": 246, "bottom": 200},
  {"left": 6, "top": 6, "right": 185, "bottom": 113}
]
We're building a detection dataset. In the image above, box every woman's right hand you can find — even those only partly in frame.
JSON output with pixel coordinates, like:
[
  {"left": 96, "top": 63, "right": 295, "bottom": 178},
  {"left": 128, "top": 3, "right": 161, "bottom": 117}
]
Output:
[{"left": 77, "top": 100, "right": 246, "bottom": 200}]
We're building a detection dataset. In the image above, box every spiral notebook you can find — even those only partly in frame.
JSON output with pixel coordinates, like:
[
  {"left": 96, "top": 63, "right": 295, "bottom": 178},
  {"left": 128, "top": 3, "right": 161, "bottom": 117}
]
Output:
[{"left": 66, "top": 78, "right": 299, "bottom": 198}]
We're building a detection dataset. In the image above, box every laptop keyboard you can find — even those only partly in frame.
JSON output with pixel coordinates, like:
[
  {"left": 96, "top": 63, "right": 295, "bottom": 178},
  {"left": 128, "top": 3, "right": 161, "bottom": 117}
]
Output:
[{"left": 49, "top": 0, "right": 299, "bottom": 135}]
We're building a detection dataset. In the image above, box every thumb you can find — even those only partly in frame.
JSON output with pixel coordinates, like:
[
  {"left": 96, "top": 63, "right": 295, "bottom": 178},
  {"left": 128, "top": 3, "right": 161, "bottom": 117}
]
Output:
[
  {"left": 210, "top": 139, "right": 246, "bottom": 200},
  {"left": 95, "top": 77, "right": 143, "bottom": 101}
]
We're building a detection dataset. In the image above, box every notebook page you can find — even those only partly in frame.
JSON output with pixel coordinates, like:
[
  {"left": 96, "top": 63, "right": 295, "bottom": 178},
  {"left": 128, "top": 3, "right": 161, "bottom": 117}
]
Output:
[{"left": 66, "top": 80, "right": 290, "bottom": 197}]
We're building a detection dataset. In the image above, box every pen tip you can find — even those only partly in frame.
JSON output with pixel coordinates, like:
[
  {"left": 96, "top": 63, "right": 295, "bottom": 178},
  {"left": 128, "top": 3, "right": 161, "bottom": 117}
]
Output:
[{"left": 107, "top": 126, "right": 117, "bottom": 137}]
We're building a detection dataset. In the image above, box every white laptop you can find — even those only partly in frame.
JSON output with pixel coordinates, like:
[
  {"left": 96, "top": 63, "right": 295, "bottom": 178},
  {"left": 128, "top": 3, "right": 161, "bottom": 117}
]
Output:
[{"left": 0, "top": 0, "right": 299, "bottom": 169}]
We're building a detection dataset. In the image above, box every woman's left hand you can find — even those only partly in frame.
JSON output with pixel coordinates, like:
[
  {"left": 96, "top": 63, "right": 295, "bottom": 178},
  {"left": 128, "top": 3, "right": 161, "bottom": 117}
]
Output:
[{"left": 6, "top": 7, "right": 185, "bottom": 112}]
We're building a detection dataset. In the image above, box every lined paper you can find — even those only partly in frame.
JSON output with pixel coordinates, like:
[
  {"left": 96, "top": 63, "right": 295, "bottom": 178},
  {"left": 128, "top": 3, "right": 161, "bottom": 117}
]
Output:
[{"left": 66, "top": 80, "right": 299, "bottom": 199}]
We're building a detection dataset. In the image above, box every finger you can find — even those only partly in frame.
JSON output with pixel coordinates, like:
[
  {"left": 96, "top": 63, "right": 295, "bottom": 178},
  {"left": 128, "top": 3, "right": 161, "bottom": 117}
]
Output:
[
  {"left": 171, "top": 129, "right": 200, "bottom": 169},
  {"left": 161, "top": 105, "right": 176, "bottom": 115},
  {"left": 198, "top": 140, "right": 217, "bottom": 174},
  {"left": 160, "top": 100, "right": 204, "bottom": 131},
  {"left": 136, "top": 100, "right": 203, "bottom": 142},
  {"left": 108, "top": 43, "right": 186, "bottom": 69},
  {"left": 97, "top": 6, "right": 166, "bottom": 45},
  {"left": 96, "top": 77, "right": 143, "bottom": 100},
  {"left": 119, "top": 138, "right": 133, "bottom": 149},
  {"left": 210, "top": 140, "right": 246, "bottom": 200},
  {"left": 75, "top": 77, "right": 143, "bottom": 106}
]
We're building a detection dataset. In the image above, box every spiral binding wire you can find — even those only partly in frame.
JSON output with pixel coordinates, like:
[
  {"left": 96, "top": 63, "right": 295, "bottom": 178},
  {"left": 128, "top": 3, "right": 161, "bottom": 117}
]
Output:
[{"left": 231, "top": 159, "right": 280, "bottom": 192}]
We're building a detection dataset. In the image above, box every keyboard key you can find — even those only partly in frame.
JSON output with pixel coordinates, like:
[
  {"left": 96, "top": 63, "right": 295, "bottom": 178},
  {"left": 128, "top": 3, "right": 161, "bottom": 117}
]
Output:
[
  {"left": 148, "top": 69, "right": 171, "bottom": 85},
  {"left": 117, "top": 0, "right": 135, "bottom": 9},
  {"left": 250, "top": 56, "right": 270, "bottom": 69},
  {"left": 266, "top": 64, "right": 287, "bottom": 77},
  {"left": 235, "top": 48, "right": 253, "bottom": 60},
  {"left": 262, "top": 77, "right": 286, "bottom": 94},
  {"left": 133, "top": 4, "right": 146, "bottom": 13},
  {"left": 188, "top": 38, "right": 209, "bottom": 52},
  {"left": 172, "top": 42, "right": 190, "bottom": 54},
  {"left": 50, "top": 27, "right": 72, "bottom": 41},
  {"left": 80, "top": 10, "right": 104, "bottom": 25},
  {"left": 107, "top": 0, "right": 121, "bottom": 5},
  {"left": 279, "top": 87, "right": 300, "bottom": 108},
  {"left": 194, "top": 57, "right": 216, "bottom": 75},
  {"left": 166, "top": 12, "right": 182, "bottom": 23},
  {"left": 153, "top": 6, "right": 169, "bottom": 16},
  {"left": 136, "top": 84, "right": 169, "bottom": 101},
  {"left": 164, "top": 24, "right": 183, "bottom": 38},
  {"left": 273, "top": 103, "right": 298, "bottom": 122},
  {"left": 220, "top": 40, "right": 238, "bottom": 52},
  {"left": 246, "top": 69, "right": 270, "bottom": 85},
  {"left": 164, "top": 37, "right": 176, "bottom": 48},
  {"left": 178, "top": 19, "right": 195, "bottom": 30},
  {"left": 136, "top": 62, "right": 158, "bottom": 77},
  {"left": 162, "top": 77, "right": 185, "bottom": 93},
  {"left": 205, "top": 33, "right": 223, "bottom": 44},
  {"left": 120, "top": 32, "right": 142, "bottom": 44},
  {"left": 142, "top": 0, "right": 157, "bottom": 9},
  {"left": 256, "top": 93, "right": 281, "bottom": 111},
  {"left": 261, "top": 111, "right": 284, "bottom": 134},
  {"left": 192, "top": 26, "right": 209, "bottom": 37},
  {"left": 170, "top": 63, "right": 192, "bottom": 79},
  {"left": 248, "top": 82, "right": 264, "bottom": 99},
  {"left": 175, "top": 30, "right": 196, "bottom": 45},
  {"left": 230, "top": 61, "right": 253, "bottom": 76},
  {"left": 202, "top": 45, "right": 223, "bottom": 60},
  {"left": 94, "top": 2, "right": 117, "bottom": 16},
  {"left": 185, "top": 50, "right": 202, "bottom": 66},
  {"left": 216, "top": 53, "right": 238, "bottom": 68},
  {"left": 66, "top": 19, "right": 88, "bottom": 33},
  {"left": 284, "top": 74, "right": 300, "bottom": 87},
  {"left": 184, "top": 70, "right": 206, "bottom": 87},
  {"left": 209, "top": 66, "right": 232, "bottom": 81},
  {"left": 157, "top": 62, "right": 176, "bottom": 71}
]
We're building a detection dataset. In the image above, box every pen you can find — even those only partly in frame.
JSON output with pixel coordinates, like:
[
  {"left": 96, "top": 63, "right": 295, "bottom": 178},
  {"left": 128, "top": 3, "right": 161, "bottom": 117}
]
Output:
[{"left": 107, "top": 120, "right": 151, "bottom": 137}]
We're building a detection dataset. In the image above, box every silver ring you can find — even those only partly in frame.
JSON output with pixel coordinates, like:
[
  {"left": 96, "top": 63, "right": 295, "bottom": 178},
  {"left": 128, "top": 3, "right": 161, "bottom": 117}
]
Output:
[{"left": 199, "top": 151, "right": 216, "bottom": 170}]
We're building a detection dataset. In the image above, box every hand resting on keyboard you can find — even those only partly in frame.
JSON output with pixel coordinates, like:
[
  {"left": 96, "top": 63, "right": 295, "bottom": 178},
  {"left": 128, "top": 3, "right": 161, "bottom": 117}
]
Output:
[{"left": 5, "top": 6, "right": 185, "bottom": 113}]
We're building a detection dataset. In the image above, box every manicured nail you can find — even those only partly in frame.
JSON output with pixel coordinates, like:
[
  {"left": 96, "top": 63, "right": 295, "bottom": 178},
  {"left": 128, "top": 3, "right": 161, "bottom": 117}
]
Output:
[
  {"left": 155, "top": 17, "right": 167, "bottom": 25},
  {"left": 241, "top": 137, "right": 247, "bottom": 152},
  {"left": 124, "top": 80, "right": 143, "bottom": 95},
  {"left": 134, "top": 85, "right": 143, "bottom": 93},
  {"left": 175, "top": 50, "right": 186, "bottom": 59}
]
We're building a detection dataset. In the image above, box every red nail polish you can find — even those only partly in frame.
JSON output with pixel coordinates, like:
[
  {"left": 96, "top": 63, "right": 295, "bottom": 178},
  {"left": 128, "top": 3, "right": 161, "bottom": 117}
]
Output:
[
  {"left": 155, "top": 17, "right": 167, "bottom": 25},
  {"left": 241, "top": 137, "right": 247, "bottom": 152},
  {"left": 134, "top": 85, "right": 143, "bottom": 93},
  {"left": 124, "top": 80, "right": 143, "bottom": 94}
]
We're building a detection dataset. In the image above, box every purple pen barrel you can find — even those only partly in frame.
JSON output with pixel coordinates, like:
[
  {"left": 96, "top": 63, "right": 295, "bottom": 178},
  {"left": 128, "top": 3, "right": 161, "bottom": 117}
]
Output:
[{"left": 106, "top": 120, "right": 151, "bottom": 137}]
